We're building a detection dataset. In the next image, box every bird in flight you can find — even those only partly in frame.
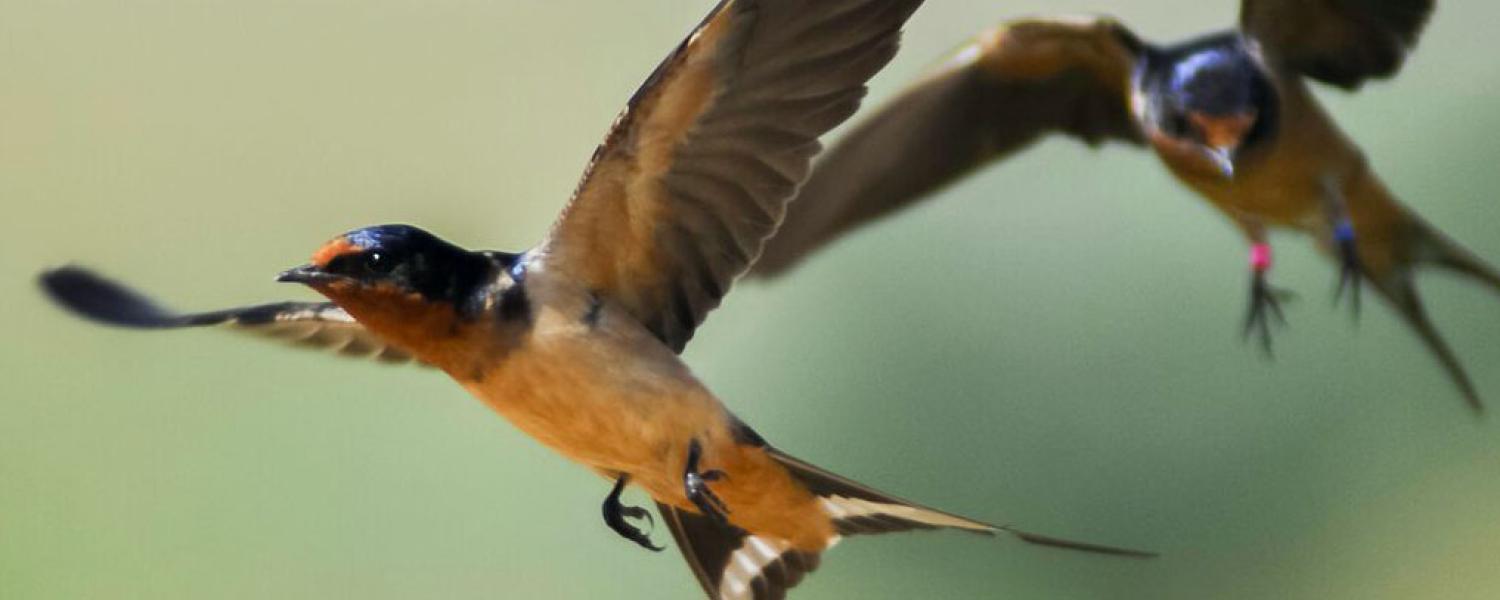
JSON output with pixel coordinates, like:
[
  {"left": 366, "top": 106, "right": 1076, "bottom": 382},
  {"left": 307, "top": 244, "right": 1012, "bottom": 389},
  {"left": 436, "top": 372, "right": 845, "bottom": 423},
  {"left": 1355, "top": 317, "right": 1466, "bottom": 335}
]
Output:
[
  {"left": 39, "top": 0, "right": 1152, "bottom": 597},
  {"left": 751, "top": 0, "right": 1499, "bottom": 412}
]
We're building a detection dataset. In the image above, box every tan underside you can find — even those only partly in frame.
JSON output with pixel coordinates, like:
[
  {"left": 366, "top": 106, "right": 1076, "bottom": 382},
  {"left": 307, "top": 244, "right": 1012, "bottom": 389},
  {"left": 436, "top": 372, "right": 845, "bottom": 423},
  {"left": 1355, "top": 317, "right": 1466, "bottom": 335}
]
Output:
[{"left": 321, "top": 274, "right": 837, "bottom": 551}]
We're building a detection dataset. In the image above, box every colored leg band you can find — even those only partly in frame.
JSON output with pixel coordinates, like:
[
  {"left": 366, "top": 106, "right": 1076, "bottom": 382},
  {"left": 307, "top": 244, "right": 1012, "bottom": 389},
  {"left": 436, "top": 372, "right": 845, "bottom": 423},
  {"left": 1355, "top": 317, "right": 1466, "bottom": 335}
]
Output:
[
  {"left": 1334, "top": 220, "right": 1356, "bottom": 244},
  {"left": 1250, "top": 243, "right": 1272, "bottom": 272}
]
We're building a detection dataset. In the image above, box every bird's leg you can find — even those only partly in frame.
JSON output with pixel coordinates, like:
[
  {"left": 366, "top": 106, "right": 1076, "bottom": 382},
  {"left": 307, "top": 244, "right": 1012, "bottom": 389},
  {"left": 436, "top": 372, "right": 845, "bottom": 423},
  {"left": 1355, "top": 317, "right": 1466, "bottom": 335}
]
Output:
[
  {"left": 1240, "top": 222, "right": 1291, "bottom": 356},
  {"left": 683, "top": 439, "right": 731, "bottom": 527},
  {"left": 601, "top": 474, "right": 663, "bottom": 551},
  {"left": 1321, "top": 177, "right": 1363, "bottom": 316},
  {"left": 1332, "top": 220, "right": 1362, "bottom": 314}
]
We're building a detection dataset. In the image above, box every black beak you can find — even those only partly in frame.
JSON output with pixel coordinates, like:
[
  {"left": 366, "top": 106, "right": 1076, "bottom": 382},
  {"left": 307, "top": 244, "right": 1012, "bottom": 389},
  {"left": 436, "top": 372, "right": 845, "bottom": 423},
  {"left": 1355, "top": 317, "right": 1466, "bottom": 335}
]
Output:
[{"left": 276, "top": 264, "right": 336, "bottom": 284}]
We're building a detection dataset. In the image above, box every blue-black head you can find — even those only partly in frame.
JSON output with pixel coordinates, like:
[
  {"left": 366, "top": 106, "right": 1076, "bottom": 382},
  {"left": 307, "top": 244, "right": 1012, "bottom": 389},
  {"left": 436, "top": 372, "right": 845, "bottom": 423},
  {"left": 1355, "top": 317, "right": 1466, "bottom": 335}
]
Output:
[
  {"left": 1143, "top": 37, "right": 1277, "bottom": 178},
  {"left": 278, "top": 224, "right": 499, "bottom": 304},
  {"left": 1168, "top": 48, "right": 1266, "bottom": 117}
]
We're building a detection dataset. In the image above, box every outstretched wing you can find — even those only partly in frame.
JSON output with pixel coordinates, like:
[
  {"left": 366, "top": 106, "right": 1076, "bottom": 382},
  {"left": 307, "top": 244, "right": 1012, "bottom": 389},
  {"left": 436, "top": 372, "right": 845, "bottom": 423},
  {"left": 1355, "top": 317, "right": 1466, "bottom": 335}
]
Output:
[
  {"left": 537, "top": 0, "right": 923, "bottom": 352},
  {"left": 753, "top": 17, "right": 1146, "bottom": 277},
  {"left": 1241, "top": 0, "right": 1435, "bottom": 89},
  {"left": 40, "top": 266, "right": 420, "bottom": 364}
]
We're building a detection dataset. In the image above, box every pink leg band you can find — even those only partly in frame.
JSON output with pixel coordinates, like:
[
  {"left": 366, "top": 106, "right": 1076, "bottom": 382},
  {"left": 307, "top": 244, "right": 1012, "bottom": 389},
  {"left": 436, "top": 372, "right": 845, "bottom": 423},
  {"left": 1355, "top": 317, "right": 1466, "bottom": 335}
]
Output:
[{"left": 1250, "top": 243, "right": 1272, "bottom": 272}]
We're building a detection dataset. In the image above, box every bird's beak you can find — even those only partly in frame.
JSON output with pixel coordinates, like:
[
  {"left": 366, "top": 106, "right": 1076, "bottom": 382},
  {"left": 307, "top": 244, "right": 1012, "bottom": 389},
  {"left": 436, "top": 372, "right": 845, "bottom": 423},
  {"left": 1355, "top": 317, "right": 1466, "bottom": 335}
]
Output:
[
  {"left": 1204, "top": 145, "right": 1236, "bottom": 179},
  {"left": 276, "top": 264, "right": 336, "bottom": 285},
  {"left": 1187, "top": 111, "right": 1254, "bottom": 181}
]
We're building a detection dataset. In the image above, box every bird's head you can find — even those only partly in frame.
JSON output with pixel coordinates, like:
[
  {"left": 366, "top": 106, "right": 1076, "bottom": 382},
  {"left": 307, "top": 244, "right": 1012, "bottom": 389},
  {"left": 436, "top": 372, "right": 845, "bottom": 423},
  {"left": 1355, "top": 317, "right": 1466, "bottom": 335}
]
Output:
[
  {"left": 278, "top": 225, "right": 503, "bottom": 348},
  {"left": 1149, "top": 46, "right": 1275, "bottom": 179}
]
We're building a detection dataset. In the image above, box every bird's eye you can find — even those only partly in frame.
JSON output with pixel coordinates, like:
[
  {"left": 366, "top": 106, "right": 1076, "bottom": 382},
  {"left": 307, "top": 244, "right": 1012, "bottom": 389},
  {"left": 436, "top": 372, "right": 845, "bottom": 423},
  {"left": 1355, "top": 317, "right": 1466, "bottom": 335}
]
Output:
[{"left": 364, "top": 251, "right": 395, "bottom": 274}]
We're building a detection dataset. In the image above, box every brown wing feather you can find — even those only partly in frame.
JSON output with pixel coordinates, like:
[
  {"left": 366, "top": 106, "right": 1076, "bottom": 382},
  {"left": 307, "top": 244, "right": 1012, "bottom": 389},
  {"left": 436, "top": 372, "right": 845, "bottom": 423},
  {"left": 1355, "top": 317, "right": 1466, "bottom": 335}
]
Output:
[
  {"left": 753, "top": 17, "right": 1145, "bottom": 278},
  {"left": 538, "top": 0, "right": 923, "bottom": 352},
  {"left": 40, "top": 266, "right": 421, "bottom": 364},
  {"left": 1241, "top": 0, "right": 1435, "bottom": 89}
]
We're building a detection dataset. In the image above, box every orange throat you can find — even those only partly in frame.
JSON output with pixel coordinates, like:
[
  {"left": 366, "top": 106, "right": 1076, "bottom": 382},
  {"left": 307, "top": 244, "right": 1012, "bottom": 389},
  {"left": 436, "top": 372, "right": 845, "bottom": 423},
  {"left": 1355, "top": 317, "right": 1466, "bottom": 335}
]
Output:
[
  {"left": 1148, "top": 130, "right": 1228, "bottom": 179},
  {"left": 313, "top": 281, "right": 477, "bottom": 369},
  {"left": 1189, "top": 111, "right": 1255, "bottom": 150}
]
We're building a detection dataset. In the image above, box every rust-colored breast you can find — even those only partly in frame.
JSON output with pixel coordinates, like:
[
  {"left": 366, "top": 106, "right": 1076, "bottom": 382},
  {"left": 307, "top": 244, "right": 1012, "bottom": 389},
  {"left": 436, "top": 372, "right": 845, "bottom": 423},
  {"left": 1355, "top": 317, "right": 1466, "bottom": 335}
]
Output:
[{"left": 313, "top": 281, "right": 481, "bottom": 371}]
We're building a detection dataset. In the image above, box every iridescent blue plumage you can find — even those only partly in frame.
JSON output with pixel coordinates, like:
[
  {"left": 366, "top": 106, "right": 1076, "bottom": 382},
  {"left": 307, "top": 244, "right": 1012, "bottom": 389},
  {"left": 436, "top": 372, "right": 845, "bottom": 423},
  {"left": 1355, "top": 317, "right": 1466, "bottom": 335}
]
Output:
[
  {"left": 1137, "top": 33, "right": 1277, "bottom": 149},
  {"left": 1169, "top": 47, "right": 1263, "bottom": 116},
  {"left": 322, "top": 224, "right": 499, "bottom": 305}
]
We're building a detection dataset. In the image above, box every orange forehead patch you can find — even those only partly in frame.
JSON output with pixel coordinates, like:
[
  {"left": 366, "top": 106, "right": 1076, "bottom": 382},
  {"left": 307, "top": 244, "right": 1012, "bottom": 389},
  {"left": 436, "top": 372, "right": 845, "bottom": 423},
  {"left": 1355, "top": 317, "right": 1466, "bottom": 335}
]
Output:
[{"left": 312, "top": 237, "right": 364, "bottom": 268}]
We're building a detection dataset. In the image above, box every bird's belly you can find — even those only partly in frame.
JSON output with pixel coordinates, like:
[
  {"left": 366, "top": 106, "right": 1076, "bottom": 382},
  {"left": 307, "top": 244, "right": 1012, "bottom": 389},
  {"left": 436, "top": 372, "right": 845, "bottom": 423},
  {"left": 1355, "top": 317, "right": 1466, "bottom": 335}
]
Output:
[
  {"left": 456, "top": 339, "right": 714, "bottom": 479},
  {"left": 451, "top": 327, "right": 833, "bottom": 548},
  {"left": 1202, "top": 177, "right": 1319, "bottom": 227},
  {"left": 1159, "top": 148, "right": 1324, "bottom": 229}
]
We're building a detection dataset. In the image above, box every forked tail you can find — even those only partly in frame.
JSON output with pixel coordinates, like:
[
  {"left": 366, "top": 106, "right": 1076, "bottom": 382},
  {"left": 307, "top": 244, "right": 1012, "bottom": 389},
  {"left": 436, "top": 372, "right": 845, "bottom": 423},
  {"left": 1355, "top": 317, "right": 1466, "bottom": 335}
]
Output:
[
  {"left": 1416, "top": 220, "right": 1500, "bottom": 296},
  {"left": 658, "top": 447, "right": 1152, "bottom": 600},
  {"left": 1365, "top": 219, "right": 1500, "bottom": 413}
]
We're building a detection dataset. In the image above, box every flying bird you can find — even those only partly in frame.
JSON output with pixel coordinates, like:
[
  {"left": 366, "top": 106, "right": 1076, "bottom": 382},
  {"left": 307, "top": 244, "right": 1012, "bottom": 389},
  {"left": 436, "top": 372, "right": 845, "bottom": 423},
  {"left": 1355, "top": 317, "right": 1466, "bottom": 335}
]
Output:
[
  {"left": 751, "top": 0, "right": 1500, "bottom": 411},
  {"left": 38, "top": 1, "right": 1152, "bottom": 598}
]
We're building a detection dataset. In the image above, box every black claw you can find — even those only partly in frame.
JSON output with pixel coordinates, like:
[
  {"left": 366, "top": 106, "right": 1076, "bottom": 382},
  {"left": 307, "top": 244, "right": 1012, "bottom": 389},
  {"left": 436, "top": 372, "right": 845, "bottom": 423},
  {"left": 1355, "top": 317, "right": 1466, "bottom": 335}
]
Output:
[
  {"left": 1243, "top": 271, "right": 1291, "bottom": 358},
  {"left": 684, "top": 439, "right": 731, "bottom": 527},
  {"left": 1333, "top": 237, "right": 1363, "bottom": 318},
  {"left": 602, "top": 475, "right": 663, "bottom": 552}
]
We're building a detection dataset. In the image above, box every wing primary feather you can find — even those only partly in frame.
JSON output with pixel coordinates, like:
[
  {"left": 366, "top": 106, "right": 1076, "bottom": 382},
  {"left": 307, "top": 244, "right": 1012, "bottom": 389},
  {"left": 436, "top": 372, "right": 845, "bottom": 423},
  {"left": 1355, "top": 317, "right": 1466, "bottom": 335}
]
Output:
[
  {"left": 1241, "top": 0, "right": 1435, "bottom": 88},
  {"left": 39, "top": 266, "right": 420, "bottom": 364},
  {"left": 41, "top": 265, "right": 230, "bottom": 328},
  {"left": 539, "top": 0, "right": 926, "bottom": 352},
  {"left": 752, "top": 17, "right": 1145, "bottom": 278}
]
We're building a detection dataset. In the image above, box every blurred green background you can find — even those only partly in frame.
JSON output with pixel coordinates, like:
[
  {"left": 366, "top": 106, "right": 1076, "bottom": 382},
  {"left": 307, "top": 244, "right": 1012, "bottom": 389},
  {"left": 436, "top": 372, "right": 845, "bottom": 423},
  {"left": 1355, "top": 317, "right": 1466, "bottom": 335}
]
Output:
[{"left": 4, "top": 1, "right": 1499, "bottom": 598}]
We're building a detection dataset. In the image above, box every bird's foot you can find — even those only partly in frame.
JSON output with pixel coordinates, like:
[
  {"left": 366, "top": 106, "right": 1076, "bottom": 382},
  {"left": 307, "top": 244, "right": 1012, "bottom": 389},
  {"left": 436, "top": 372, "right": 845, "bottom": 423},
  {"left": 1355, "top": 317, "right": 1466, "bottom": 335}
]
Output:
[
  {"left": 1332, "top": 221, "right": 1363, "bottom": 317},
  {"left": 684, "top": 439, "right": 731, "bottom": 527},
  {"left": 602, "top": 475, "right": 663, "bottom": 551},
  {"left": 1243, "top": 270, "right": 1292, "bottom": 357}
]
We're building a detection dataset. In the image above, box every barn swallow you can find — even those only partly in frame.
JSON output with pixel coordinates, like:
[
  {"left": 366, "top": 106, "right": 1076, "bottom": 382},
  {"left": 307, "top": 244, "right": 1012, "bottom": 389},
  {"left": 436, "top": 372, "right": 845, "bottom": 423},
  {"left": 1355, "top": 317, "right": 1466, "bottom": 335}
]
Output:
[
  {"left": 38, "top": 1, "right": 1153, "bottom": 598},
  {"left": 750, "top": 0, "right": 1500, "bottom": 412}
]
